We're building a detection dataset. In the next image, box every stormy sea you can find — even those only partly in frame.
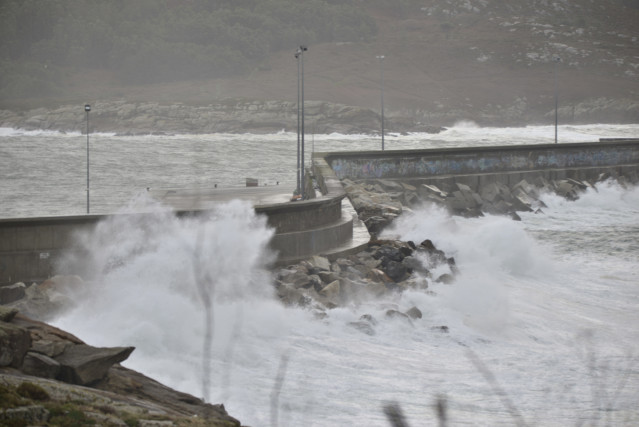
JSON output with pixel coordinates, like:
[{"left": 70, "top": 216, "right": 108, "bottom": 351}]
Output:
[{"left": 1, "top": 124, "right": 638, "bottom": 425}]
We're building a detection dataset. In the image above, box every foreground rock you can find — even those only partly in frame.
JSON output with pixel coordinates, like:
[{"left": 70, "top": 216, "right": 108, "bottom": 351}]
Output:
[{"left": 0, "top": 306, "right": 241, "bottom": 426}]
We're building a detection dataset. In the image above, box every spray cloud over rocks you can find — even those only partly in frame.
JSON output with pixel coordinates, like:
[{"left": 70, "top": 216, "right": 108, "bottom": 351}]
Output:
[{"left": 4, "top": 182, "right": 638, "bottom": 425}]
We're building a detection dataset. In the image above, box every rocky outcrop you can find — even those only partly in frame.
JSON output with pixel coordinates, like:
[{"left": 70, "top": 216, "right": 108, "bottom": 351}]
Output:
[
  {"left": 0, "top": 100, "right": 445, "bottom": 135},
  {"left": 2, "top": 310, "right": 130, "bottom": 386},
  {"left": 0, "top": 305, "right": 241, "bottom": 426}
]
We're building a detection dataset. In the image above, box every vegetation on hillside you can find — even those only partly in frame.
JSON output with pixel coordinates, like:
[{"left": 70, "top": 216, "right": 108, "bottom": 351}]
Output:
[{"left": 0, "top": 0, "right": 377, "bottom": 98}]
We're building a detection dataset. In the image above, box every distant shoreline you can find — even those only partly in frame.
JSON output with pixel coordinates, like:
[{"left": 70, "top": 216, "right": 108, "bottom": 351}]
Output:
[{"left": 1, "top": 98, "right": 638, "bottom": 136}]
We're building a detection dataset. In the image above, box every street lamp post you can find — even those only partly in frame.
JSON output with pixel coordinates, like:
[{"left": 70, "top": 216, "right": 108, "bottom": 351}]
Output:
[
  {"left": 376, "top": 55, "right": 385, "bottom": 150},
  {"left": 553, "top": 56, "right": 561, "bottom": 144},
  {"left": 295, "top": 45, "right": 308, "bottom": 199},
  {"left": 85, "top": 104, "right": 91, "bottom": 213},
  {"left": 295, "top": 50, "right": 301, "bottom": 194}
]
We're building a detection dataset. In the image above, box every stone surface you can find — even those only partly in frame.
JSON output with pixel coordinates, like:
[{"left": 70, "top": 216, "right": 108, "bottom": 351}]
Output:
[
  {"left": 0, "top": 310, "right": 241, "bottom": 426},
  {"left": 55, "top": 344, "right": 135, "bottom": 386},
  {"left": 0, "top": 322, "right": 31, "bottom": 367},
  {"left": 406, "top": 307, "right": 423, "bottom": 319},
  {"left": 0, "top": 405, "right": 50, "bottom": 424},
  {"left": 21, "top": 351, "right": 61, "bottom": 379}
]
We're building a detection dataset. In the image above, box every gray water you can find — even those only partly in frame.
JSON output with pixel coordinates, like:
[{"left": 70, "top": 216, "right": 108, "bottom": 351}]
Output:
[
  {"left": 3, "top": 123, "right": 638, "bottom": 426},
  {"left": 1, "top": 123, "right": 638, "bottom": 218}
]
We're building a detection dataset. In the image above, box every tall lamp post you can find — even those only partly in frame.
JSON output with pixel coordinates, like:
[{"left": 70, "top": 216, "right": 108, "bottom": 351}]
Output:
[
  {"left": 85, "top": 104, "right": 91, "bottom": 213},
  {"left": 376, "top": 55, "right": 385, "bottom": 150},
  {"left": 553, "top": 55, "right": 561, "bottom": 144},
  {"left": 295, "top": 45, "right": 308, "bottom": 199},
  {"left": 295, "top": 50, "right": 301, "bottom": 194}
]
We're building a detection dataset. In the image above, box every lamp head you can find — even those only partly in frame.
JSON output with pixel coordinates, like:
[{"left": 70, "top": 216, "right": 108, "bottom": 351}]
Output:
[{"left": 84, "top": 104, "right": 91, "bottom": 112}]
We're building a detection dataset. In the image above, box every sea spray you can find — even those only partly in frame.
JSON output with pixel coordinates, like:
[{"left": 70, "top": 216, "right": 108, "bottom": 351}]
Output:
[
  {"left": 53, "top": 194, "right": 279, "bottom": 402},
  {"left": 49, "top": 185, "right": 639, "bottom": 426}
]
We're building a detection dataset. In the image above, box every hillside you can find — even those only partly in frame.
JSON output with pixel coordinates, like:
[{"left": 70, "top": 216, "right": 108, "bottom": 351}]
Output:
[{"left": 1, "top": 0, "right": 638, "bottom": 130}]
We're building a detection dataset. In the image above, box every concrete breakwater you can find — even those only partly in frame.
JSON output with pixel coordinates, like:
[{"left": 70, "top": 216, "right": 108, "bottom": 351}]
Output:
[{"left": 318, "top": 139, "right": 639, "bottom": 233}]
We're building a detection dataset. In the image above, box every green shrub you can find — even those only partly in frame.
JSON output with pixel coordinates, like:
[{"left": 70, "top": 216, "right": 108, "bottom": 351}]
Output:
[
  {"left": 46, "top": 403, "right": 96, "bottom": 426},
  {"left": 16, "top": 382, "right": 49, "bottom": 401},
  {"left": 0, "top": 383, "right": 24, "bottom": 409}
]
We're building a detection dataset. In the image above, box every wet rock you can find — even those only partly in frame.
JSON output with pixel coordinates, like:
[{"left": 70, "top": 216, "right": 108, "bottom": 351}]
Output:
[
  {"left": 381, "top": 260, "right": 409, "bottom": 283},
  {"left": 556, "top": 180, "right": 579, "bottom": 200},
  {"left": 405, "top": 306, "right": 423, "bottom": 319},
  {"left": 435, "top": 274, "right": 455, "bottom": 284},
  {"left": 319, "top": 280, "right": 341, "bottom": 301},
  {"left": 385, "top": 310, "right": 414, "bottom": 326},
  {"left": 348, "top": 321, "right": 376, "bottom": 336},
  {"left": 359, "top": 314, "right": 378, "bottom": 325},
  {"left": 377, "top": 179, "right": 405, "bottom": 192},
  {"left": 401, "top": 256, "right": 428, "bottom": 276},
  {"left": 431, "top": 326, "right": 450, "bottom": 333},
  {"left": 307, "top": 274, "right": 324, "bottom": 292},
  {"left": 318, "top": 270, "right": 340, "bottom": 284},
  {"left": 419, "top": 184, "right": 448, "bottom": 202},
  {"left": 372, "top": 245, "right": 405, "bottom": 263},
  {"left": 419, "top": 240, "right": 448, "bottom": 266},
  {"left": 512, "top": 189, "right": 535, "bottom": 212},
  {"left": 275, "top": 282, "right": 308, "bottom": 307},
  {"left": 307, "top": 255, "right": 331, "bottom": 272},
  {"left": 363, "top": 216, "right": 390, "bottom": 234}
]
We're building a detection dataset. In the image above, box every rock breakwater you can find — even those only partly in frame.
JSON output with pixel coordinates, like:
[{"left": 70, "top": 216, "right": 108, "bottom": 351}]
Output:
[
  {"left": 275, "top": 238, "right": 457, "bottom": 334},
  {"left": 341, "top": 170, "right": 639, "bottom": 234}
]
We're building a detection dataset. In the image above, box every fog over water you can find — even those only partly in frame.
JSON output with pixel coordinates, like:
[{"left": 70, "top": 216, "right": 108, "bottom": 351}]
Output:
[{"left": 1, "top": 124, "right": 638, "bottom": 425}]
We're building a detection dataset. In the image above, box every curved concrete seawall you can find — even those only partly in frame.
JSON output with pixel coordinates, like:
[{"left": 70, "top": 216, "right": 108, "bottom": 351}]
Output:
[{"left": 0, "top": 155, "right": 367, "bottom": 285}]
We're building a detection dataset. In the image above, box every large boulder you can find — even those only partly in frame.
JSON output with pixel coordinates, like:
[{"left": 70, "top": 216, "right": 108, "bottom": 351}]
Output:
[{"left": 54, "top": 344, "right": 135, "bottom": 386}]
